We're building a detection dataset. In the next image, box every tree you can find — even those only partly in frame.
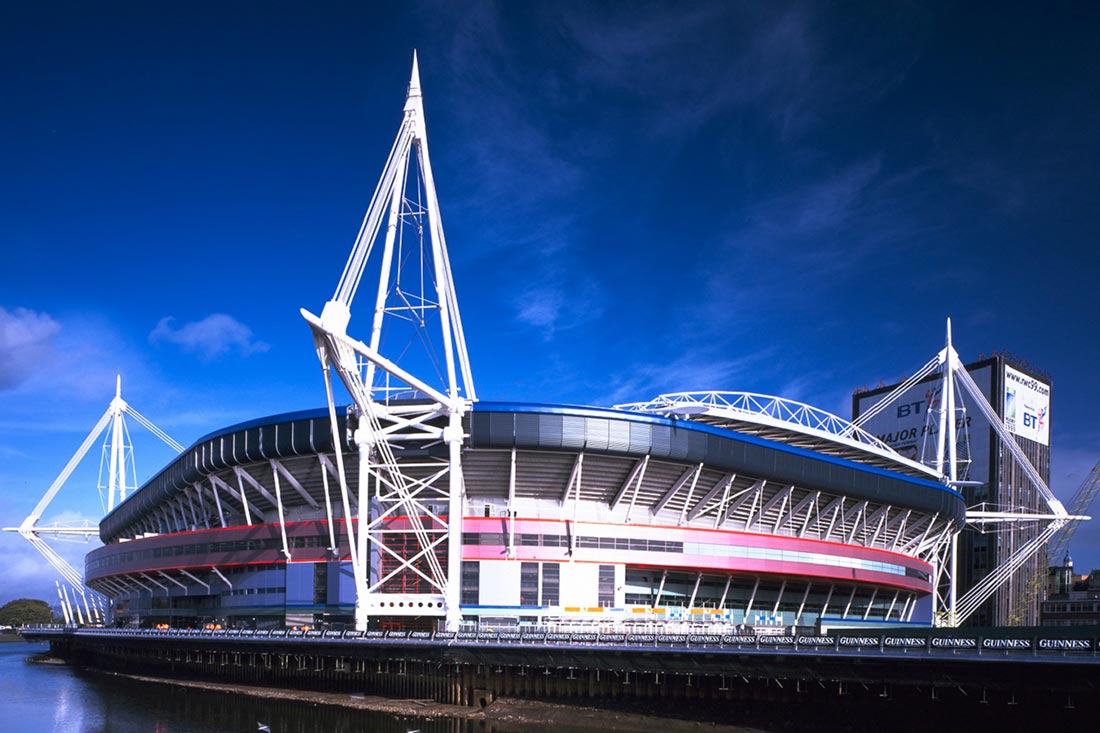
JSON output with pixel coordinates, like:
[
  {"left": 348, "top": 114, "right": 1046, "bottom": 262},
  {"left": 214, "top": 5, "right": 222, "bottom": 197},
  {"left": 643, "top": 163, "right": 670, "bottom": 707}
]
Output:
[{"left": 0, "top": 598, "right": 54, "bottom": 626}]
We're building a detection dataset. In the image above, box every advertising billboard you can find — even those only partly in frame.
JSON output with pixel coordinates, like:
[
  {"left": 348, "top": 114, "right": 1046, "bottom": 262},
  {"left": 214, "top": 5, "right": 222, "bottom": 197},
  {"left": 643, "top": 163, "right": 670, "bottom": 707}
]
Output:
[
  {"left": 853, "top": 364, "right": 993, "bottom": 487},
  {"left": 1003, "top": 364, "right": 1050, "bottom": 446}
]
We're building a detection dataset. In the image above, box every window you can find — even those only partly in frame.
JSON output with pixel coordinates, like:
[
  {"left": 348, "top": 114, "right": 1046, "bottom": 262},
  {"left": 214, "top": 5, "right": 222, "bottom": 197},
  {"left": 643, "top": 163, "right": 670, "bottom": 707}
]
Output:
[
  {"left": 520, "top": 563, "right": 539, "bottom": 606},
  {"left": 461, "top": 561, "right": 480, "bottom": 605},
  {"left": 313, "top": 562, "right": 328, "bottom": 605},
  {"left": 541, "top": 563, "right": 560, "bottom": 606},
  {"left": 598, "top": 564, "right": 615, "bottom": 606}
]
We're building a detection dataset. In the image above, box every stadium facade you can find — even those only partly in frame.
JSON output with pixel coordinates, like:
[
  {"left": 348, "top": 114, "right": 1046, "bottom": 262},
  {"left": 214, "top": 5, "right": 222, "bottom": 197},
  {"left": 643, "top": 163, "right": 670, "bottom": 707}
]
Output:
[{"left": 86, "top": 399, "right": 965, "bottom": 631}]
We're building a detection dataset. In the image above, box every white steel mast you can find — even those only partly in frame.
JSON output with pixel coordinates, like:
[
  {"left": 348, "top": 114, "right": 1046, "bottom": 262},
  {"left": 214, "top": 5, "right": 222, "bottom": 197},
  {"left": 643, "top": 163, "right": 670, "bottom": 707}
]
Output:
[
  {"left": 302, "top": 52, "right": 475, "bottom": 632},
  {"left": 854, "top": 319, "right": 1084, "bottom": 626},
  {"left": 3, "top": 376, "right": 184, "bottom": 625}
]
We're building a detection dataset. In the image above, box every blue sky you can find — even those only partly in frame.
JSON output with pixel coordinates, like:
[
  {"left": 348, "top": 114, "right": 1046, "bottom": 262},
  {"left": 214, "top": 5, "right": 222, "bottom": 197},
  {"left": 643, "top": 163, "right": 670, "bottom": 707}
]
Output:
[{"left": 2, "top": 1, "right": 1099, "bottom": 607}]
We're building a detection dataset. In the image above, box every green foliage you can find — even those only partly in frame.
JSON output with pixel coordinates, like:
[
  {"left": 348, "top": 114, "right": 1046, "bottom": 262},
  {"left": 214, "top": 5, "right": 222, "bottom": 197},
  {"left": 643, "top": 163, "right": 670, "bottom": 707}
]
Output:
[{"left": 0, "top": 598, "right": 54, "bottom": 626}]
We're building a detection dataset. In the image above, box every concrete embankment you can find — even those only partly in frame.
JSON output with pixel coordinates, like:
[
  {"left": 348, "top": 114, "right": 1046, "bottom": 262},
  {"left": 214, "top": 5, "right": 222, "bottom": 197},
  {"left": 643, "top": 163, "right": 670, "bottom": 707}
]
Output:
[{"left": 106, "top": 672, "right": 764, "bottom": 733}]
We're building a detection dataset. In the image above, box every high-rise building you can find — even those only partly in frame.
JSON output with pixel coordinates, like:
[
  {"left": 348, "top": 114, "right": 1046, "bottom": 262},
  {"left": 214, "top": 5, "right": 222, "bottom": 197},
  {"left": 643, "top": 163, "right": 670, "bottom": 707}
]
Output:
[{"left": 852, "top": 354, "right": 1051, "bottom": 626}]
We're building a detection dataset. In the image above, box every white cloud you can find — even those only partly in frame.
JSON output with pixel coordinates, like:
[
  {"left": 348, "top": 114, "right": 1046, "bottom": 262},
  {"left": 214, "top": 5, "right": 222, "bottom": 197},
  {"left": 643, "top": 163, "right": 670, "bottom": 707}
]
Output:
[
  {"left": 0, "top": 307, "right": 60, "bottom": 390},
  {"left": 0, "top": 530, "right": 99, "bottom": 608},
  {"left": 516, "top": 288, "right": 564, "bottom": 330},
  {"left": 515, "top": 277, "right": 603, "bottom": 340},
  {"left": 558, "top": 3, "right": 922, "bottom": 143},
  {"left": 598, "top": 347, "right": 771, "bottom": 407},
  {"left": 0, "top": 310, "right": 163, "bottom": 404},
  {"left": 150, "top": 313, "right": 269, "bottom": 360}
]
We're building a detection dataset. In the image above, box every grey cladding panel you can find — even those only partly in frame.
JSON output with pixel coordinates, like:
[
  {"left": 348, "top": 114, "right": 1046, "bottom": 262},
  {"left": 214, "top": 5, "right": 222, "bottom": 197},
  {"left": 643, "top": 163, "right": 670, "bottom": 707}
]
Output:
[
  {"left": 685, "top": 430, "right": 708, "bottom": 462},
  {"left": 244, "top": 428, "right": 263, "bottom": 462},
  {"left": 207, "top": 441, "right": 224, "bottom": 471},
  {"left": 607, "top": 419, "right": 631, "bottom": 453},
  {"left": 585, "top": 418, "right": 610, "bottom": 452},
  {"left": 561, "top": 415, "right": 586, "bottom": 449},
  {"left": 540, "top": 414, "right": 563, "bottom": 449},
  {"left": 704, "top": 434, "right": 724, "bottom": 462},
  {"left": 193, "top": 442, "right": 208, "bottom": 474},
  {"left": 209, "top": 438, "right": 230, "bottom": 472},
  {"left": 515, "top": 413, "right": 541, "bottom": 444},
  {"left": 489, "top": 412, "right": 515, "bottom": 447},
  {"left": 180, "top": 449, "right": 202, "bottom": 486},
  {"left": 274, "top": 424, "right": 294, "bottom": 456},
  {"left": 772, "top": 453, "right": 810, "bottom": 489},
  {"left": 666, "top": 426, "right": 691, "bottom": 460},
  {"left": 742, "top": 443, "right": 768, "bottom": 476},
  {"left": 803, "top": 458, "right": 827, "bottom": 487},
  {"left": 628, "top": 422, "right": 651, "bottom": 454},
  {"left": 471, "top": 412, "right": 493, "bottom": 445},
  {"left": 195, "top": 443, "right": 210, "bottom": 474},
  {"left": 713, "top": 434, "right": 744, "bottom": 467},
  {"left": 649, "top": 425, "right": 671, "bottom": 456},
  {"left": 290, "top": 420, "right": 312, "bottom": 455},
  {"left": 853, "top": 468, "right": 874, "bottom": 494},
  {"left": 310, "top": 417, "right": 336, "bottom": 453}
]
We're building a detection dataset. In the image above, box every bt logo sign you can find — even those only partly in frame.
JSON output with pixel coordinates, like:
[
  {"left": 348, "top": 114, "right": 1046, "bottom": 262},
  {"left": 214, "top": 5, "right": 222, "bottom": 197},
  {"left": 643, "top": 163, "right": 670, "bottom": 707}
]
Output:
[
  {"left": 896, "top": 401, "right": 923, "bottom": 418},
  {"left": 1022, "top": 407, "right": 1047, "bottom": 430},
  {"left": 896, "top": 389, "right": 940, "bottom": 419}
]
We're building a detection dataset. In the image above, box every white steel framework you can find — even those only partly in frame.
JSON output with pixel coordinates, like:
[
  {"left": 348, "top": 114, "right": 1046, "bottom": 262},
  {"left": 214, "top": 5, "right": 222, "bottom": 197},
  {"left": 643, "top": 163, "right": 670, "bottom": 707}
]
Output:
[
  {"left": 854, "top": 319, "right": 1085, "bottom": 626},
  {"left": 2, "top": 376, "right": 184, "bottom": 625},
  {"left": 302, "top": 53, "right": 475, "bottom": 631},
  {"left": 621, "top": 320, "right": 1087, "bottom": 627},
  {"left": 615, "top": 392, "right": 939, "bottom": 479}
]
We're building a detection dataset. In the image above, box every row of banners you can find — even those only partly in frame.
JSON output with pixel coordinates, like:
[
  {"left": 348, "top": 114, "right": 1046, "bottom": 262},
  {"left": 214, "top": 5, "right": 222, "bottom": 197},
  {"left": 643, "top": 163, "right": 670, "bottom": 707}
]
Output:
[{"left": 103, "top": 626, "right": 1094, "bottom": 652}]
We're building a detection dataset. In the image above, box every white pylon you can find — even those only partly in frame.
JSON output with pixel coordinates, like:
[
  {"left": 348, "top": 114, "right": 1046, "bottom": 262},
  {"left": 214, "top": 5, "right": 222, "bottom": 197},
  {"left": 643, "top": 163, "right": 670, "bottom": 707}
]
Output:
[
  {"left": 103, "top": 375, "right": 135, "bottom": 512},
  {"left": 935, "top": 319, "right": 958, "bottom": 485},
  {"left": 3, "top": 377, "right": 184, "bottom": 624},
  {"left": 302, "top": 52, "right": 475, "bottom": 632},
  {"left": 855, "top": 319, "right": 1084, "bottom": 626}
]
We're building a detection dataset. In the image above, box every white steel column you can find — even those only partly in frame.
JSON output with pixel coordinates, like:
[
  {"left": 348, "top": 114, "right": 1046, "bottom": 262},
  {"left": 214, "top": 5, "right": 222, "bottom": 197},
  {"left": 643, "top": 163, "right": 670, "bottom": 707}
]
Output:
[
  {"left": 507, "top": 448, "right": 517, "bottom": 559},
  {"left": 444, "top": 410, "right": 465, "bottom": 630},
  {"left": 355, "top": 427, "right": 372, "bottom": 629},
  {"left": 302, "top": 53, "right": 475, "bottom": 632},
  {"left": 107, "top": 380, "right": 124, "bottom": 512},
  {"left": 949, "top": 533, "right": 958, "bottom": 626},
  {"left": 56, "top": 582, "right": 71, "bottom": 627}
]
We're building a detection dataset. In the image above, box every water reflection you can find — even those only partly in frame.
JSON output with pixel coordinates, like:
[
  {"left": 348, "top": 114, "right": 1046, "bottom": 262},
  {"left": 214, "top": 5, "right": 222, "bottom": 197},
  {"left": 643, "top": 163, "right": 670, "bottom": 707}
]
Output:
[
  {"left": 79, "top": 672, "right": 466, "bottom": 733},
  {"left": 1, "top": 643, "right": 486, "bottom": 733}
]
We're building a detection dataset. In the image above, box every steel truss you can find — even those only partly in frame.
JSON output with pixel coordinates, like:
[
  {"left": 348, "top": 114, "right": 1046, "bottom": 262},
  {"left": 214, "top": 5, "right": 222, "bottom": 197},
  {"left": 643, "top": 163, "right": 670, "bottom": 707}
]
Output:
[
  {"left": 616, "top": 392, "right": 938, "bottom": 479},
  {"left": 3, "top": 377, "right": 183, "bottom": 625},
  {"left": 301, "top": 53, "right": 475, "bottom": 631},
  {"left": 618, "top": 320, "right": 1087, "bottom": 626},
  {"left": 855, "top": 319, "right": 1086, "bottom": 626}
]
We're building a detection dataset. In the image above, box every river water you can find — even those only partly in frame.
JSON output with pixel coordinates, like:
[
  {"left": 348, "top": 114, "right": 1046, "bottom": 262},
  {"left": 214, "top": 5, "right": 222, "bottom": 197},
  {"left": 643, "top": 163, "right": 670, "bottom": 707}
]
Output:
[{"left": 1, "top": 641, "right": 465, "bottom": 733}]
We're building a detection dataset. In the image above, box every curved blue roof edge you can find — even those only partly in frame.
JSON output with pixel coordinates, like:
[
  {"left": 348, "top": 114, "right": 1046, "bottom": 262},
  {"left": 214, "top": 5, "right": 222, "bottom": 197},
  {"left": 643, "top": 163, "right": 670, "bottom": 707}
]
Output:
[
  {"left": 111, "top": 399, "right": 959, "bottom": 529},
  {"left": 191, "top": 406, "right": 342, "bottom": 446},
  {"left": 473, "top": 401, "right": 961, "bottom": 500},
  {"left": 100, "top": 406, "right": 349, "bottom": 527}
]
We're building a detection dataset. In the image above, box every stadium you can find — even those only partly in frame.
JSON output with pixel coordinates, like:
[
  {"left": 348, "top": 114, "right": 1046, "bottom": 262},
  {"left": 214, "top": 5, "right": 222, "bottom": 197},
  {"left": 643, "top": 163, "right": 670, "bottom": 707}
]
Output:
[
  {"left": 84, "top": 396, "right": 964, "bottom": 632},
  {"left": 58, "top": 56, "right": 1062, "bottom": 635}
]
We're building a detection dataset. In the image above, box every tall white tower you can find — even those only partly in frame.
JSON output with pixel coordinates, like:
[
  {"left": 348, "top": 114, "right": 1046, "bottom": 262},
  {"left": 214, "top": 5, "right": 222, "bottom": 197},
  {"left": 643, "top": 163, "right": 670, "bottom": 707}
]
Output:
[{"left": 302, "top": 53, "right": 475, "bottom": 631}]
